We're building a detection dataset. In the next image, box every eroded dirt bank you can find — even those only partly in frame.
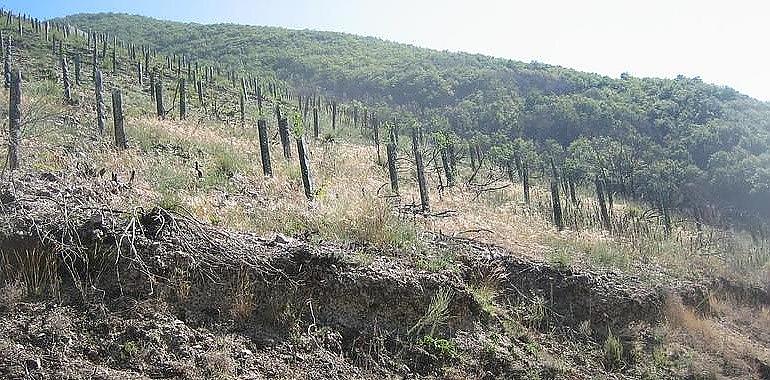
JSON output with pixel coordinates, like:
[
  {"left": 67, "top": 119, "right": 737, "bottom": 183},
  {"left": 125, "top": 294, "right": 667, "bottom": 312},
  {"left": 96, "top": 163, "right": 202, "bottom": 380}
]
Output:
[{"left": 1, "top": 172, "right": 768, "bottom": 379}]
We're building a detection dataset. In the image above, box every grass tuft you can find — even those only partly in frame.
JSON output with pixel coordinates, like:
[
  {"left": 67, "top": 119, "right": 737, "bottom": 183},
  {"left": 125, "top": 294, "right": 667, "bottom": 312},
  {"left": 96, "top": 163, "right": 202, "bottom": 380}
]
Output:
[{"left": 410, "top": 288, "right": 453, "bottom": 337}]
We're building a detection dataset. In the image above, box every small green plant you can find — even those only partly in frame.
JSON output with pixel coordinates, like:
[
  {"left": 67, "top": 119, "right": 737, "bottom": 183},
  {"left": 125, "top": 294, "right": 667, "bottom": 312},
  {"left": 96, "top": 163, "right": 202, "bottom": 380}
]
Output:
[
  {"left": 204, "top": 144, "right": 246, "bottom": 187},
  {"left": 547, "top": 246, "right": 572, "bottom": 269},
  {"left": 0, "top": 249, "right": 61, "bottom": 299},
  {"left": 578, "top": 320, "right": 592, "bottom": 336},
  {"left": 651, "top": 345, "right": 670, "bottom": 369},
  {"left": 523, "top": 296, "right": 548, "bottom": 329},
  {"left": 409, "top": 288, "right": 452, "bottom": 336},
  {"left": 151, "top": 161, "right": 193, "bottom": 193},
  {"left": 413, "top": 249, "right": 457, "bottom": 272},
  {"left": 418, "top": 335, "right": 457, "bottom": 359},
  {"left": 350, "top": 250, "right": 375, "bottom": 266},
  {"left": 284, "top": 162, "right": 302, "bottom": 182},
  {"left": 291, "top": 112, "right": 304, "bottom": 137},
  {"left": 469, "top": 267, "right": 506, "bottom": 316},
  {"left": 603, "top": 328, "right": 624, "bottom": 370},
  {"left": 525, "top": 341, "right": 541, "bottom": 355},
  {"left": 469, "top": 281, "right": 499, "bottom": 316},
  {"left": 588, "top": 241, "right": 630, "bottom": 270},
  {"left": 321, "top": 131, "right": 336, "bottom": 143},
  {"left": 121, "top": 340, "right": 140, "bottom": 359},
  {"left": 157, "top": 191, "right": 184, "bottom": 211},
  {"left": 502, "top": 318, "right": 527, "bottom": 339}
]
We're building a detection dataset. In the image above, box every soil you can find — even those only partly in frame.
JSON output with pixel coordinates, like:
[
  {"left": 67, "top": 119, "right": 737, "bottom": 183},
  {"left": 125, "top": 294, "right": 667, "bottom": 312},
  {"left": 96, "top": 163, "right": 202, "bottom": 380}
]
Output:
[{"left": 0, "top": 171, "right": 768, "bottom": 379}]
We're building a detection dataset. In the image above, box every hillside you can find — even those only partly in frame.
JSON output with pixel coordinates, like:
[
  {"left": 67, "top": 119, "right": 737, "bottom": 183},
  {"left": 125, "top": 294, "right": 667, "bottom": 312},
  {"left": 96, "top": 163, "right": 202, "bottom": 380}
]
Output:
[
  {"left": 60, "top": 13, "right": 770, "bottom": 224},
  {"left": 0, "top": 8, "right": 766, "bottom": 380}
]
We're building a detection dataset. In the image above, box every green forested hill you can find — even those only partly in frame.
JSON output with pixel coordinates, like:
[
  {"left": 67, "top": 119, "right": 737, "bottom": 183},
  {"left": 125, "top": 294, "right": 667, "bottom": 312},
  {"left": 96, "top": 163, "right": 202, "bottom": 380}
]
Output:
[{"left": 59, "top": 12, "right": 770, "bottom": 221}]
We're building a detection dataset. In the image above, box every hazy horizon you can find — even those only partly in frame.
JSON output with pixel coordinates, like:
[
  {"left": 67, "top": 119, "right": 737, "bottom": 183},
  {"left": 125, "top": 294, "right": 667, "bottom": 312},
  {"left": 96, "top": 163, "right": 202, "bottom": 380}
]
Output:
[{"left": 4, "top": 0, "right": 769, "bottom": 101}]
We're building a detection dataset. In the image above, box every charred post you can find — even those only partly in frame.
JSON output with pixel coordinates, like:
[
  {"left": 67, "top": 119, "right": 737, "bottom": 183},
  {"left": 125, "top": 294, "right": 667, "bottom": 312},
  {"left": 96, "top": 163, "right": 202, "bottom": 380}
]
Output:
[
  {"left": 112, "top": 89, "right": 127, "bottom": 149},
  {"left": 7, "top": 68, "right": 21, "bottom": 170}
]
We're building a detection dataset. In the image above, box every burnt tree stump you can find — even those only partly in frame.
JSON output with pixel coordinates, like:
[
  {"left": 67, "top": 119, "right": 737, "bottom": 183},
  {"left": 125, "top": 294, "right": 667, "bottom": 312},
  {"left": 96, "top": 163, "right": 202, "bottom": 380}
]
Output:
[
  {"left": 61, "top": 54, "right": 71, "bottom": 103},
  {"left": 74, "top": 53, "right": 81, "bottom": 85},
  {"left": 112, "top": 89, "right": 127, "bottom": 149},
  {"left": 257, "top": 119, "right": 272, "bottom": 177},
  {"left": 278, "top": 117, "right": 291, "bottom": 160},
  {"left": 412, "top": 128, "right": 429, "bottom": 211},
  {"left": 441, "top": 147, "right": 454, "bottom": 187},
  {"left": 196, "top": 80, "right": 203, "bottom": 105},
  {"left": 331, "top": 102, "right": 337, "bottom": 130},
  {"left": 296, "top": 136, "right": 313, "bottom": 199},
  {"left": 386, "top": 129, "right": 399, "bottom": 194},
  {"left": 7, "top": 69, "right": 21, "bottom": 170},
  {"left": 550, "top": 159, "right": 564, "bottom": 231},
  {"left": 313, "top": 107, "right": 319, "bottom": 139},
  {"left": 179, "top": 78, "right": 186, "bottom": 120},
  {"left": 596, "top": 175, "right": 611, "bottom": 231},
  {"left": 155, "top": 76, "right": 165, "bottom": 119},
  {"left": 94, "top": 69, "right": 106, "bottom": 135},
  {"left": 3, "top": 37, "right": 11, "bottom": 89}
]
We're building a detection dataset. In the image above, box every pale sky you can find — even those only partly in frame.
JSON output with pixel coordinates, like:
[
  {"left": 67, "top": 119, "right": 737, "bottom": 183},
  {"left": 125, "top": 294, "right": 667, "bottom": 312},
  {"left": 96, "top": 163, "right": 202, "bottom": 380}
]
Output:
[{"left": 4, "top": 0, "right": 770, "bottom": 100}]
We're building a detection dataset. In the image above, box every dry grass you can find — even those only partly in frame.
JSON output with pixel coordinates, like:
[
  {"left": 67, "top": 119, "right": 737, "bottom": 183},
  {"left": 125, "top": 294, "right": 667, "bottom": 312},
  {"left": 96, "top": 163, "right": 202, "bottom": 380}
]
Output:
[
  {"left": 0, "top": 249, "right": 61, "bottom": 300},
  {"left": 664, "top": 295, "right": 770, "bottom": 378},
  {"left": 2, "top": 58, "right": 768, "bottom": 293},
  {"left": 202, "top": 350, "right": 236, "bottom": 380},
  {"left": 230, "top": 270, "right": 255, "bottom": 321}
]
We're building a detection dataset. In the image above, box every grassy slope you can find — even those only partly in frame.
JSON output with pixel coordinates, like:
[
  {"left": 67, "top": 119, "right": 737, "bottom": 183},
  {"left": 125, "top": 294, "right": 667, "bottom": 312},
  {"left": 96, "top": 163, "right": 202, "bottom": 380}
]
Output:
[
  {"left": 0, "top": 10, "right": 767, "bottom": 379},
  {"left": 55, "top": 13, "right": 770, "bottom": 229}
]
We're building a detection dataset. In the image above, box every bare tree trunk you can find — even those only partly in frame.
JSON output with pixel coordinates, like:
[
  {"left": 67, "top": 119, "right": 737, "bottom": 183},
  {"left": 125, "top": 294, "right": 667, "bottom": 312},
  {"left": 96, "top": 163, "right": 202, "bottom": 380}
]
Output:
[
  {"left": 91, "top": 45, "right": 98, "bottom": 81},
  {"left": 111, "top": 45, "right": 116, "bottom": 73},
  {"left": 659, "top": 198, "right": 672, "bottom": 236},
  {"left": 470, "top": 144, "right": 477, "bottom": 171},
  {"left": 256, "top": 86, "right": 262, "bottom": 111}
]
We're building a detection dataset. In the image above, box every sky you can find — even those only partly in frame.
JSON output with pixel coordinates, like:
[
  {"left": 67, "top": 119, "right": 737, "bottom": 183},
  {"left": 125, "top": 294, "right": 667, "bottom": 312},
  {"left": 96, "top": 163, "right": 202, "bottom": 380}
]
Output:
[{"left": 1, "top": 0, "right": 769, "bottom": 101}]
